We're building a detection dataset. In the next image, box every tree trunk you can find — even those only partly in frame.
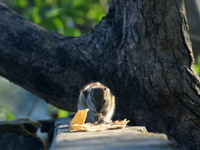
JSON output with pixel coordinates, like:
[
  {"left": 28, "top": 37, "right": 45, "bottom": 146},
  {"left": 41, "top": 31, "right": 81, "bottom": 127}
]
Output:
[{"left": 0, "top": 0, "right": 200, "bottom": 149}]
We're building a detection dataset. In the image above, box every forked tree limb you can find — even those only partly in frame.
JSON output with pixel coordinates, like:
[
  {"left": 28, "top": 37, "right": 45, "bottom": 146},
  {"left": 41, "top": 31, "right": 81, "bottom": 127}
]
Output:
[
  {"left": 0, "top": 1, "right": 200, "bottom": 149},
  {"left": 0, "top": 3, "right": 115, "bottom": 112}
]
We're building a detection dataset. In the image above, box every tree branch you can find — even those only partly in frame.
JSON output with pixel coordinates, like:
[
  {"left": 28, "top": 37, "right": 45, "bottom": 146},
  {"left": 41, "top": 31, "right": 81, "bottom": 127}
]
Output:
[
  {"left": 0, "top": 2, "right": 119, "bottom": 112},
  {"left": 0, "top": 3, "right": 97, "bottom": 111}
]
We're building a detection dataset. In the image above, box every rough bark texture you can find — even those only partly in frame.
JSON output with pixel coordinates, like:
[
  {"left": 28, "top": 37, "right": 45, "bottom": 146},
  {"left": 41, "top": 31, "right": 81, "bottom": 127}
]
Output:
[{"left": 0, "top": 0, "right": 200, "bottom": 149}]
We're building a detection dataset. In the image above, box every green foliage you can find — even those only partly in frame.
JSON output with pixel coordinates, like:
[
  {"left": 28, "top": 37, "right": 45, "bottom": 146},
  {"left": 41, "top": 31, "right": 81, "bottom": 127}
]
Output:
[
  {"left": 48, "top": 104, "right": 68, "bottom": 118},
  {"left": 194, "top": 55, "right": 200, "bottom": 75},
  {"left": 0, "top": 106, "right": 15, "bottom": 121},
  {"left": 58, "top": 109, "right": 68, "bottom": 118},
  {"left": 0, "top": 78, "right": 15, "bottom": 120},
  {"left": 2, "top": 0, "right": 106, "bottom": 36}
]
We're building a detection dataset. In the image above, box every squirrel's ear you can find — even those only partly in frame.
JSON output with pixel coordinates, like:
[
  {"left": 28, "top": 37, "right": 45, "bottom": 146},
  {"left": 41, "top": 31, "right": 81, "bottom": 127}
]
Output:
[{"left": 83, "top": 90, "right": 88, "bottom": 98}]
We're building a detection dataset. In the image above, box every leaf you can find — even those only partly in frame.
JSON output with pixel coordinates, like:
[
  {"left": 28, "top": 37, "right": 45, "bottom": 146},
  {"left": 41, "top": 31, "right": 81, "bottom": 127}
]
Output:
[
  {"left": 196, "top": 55, "right": 200, "bottom": 65},
  {"left": 58, "top": 109, "right": 68, "bottom": 118},
  {"left": 194, "top": 64, "right": 200, "bottom": 75}
]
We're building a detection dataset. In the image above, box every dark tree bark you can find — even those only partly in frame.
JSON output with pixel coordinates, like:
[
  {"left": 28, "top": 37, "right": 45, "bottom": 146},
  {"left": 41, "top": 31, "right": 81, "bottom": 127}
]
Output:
[{"left": 0, "top": 0, "right": 200, "bottom": 149}]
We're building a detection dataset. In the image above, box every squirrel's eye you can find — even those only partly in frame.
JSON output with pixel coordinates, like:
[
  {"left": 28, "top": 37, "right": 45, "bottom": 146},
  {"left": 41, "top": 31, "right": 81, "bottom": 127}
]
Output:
[{"left": 103, "top": 99, "right": 106, "bottom": 103}]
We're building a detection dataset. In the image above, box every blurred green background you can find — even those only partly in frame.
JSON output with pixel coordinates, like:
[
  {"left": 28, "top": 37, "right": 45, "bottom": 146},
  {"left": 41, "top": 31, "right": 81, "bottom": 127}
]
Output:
[
  {"left": 0, "top": 0, "right": 199, "bottom": 121},
  {"left": 1, "top": 0, "right": 109, "bottom": 36}
]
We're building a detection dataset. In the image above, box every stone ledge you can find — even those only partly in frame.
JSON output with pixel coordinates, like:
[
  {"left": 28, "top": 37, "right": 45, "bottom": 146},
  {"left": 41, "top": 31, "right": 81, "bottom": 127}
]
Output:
[{"left": 50, "top": 117, "right": 175, "bottom": 150}]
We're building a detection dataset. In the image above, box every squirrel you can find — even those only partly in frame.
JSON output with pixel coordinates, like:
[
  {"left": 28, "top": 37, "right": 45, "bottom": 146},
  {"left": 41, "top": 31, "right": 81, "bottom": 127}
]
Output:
[{"left": 77, "top": 82, "right": 115, "bottom": 123}]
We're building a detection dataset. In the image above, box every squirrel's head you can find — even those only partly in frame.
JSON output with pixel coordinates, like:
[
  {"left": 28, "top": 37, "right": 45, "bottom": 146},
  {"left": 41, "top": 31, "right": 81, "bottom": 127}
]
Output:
[{"left": 83, "top": 86, "right": 112, "bottom": 114}]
